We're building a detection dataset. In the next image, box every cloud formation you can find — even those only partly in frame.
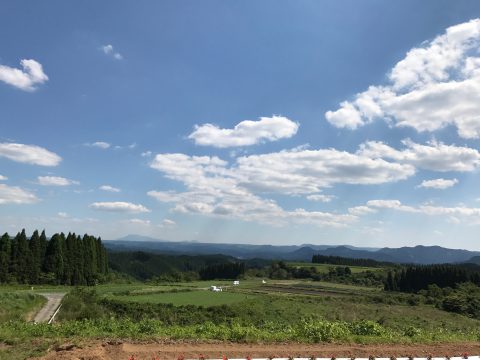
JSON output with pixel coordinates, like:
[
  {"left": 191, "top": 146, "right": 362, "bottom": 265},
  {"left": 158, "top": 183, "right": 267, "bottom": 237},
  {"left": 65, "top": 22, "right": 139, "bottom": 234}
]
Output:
[
  {"left": 101, "top": 44, "right": 123, "bottom": 60},
  {"left": 84, "top": 141, "right": 111, "bottom": 149},
  {"left": 0, "top": 59, "right": 48, "bottom": 91},
  {"left": 418, "top": 178, "right": 458, "bottom": 189},
  {"left": 357, "top": 139, "right": 480, "bottom": 172},
  {"left": 0, "top": 143, "right": 61, "bottom": 166},
  {"left": 89, "top": 201, "right": 150, "bottom": 213},
  {"left": 355, "top": 199, "right": 480, "bottom": 225},
  {"left": 0, "top": 175, "right": 7, "bottom": 181},
  {"left": 37, "top": 176, "right": 79, "bottom": 186},
  {"left": 188, "top": 116, "right": 299, "bottom": 148},
  {"left": 0, "top": 184, "right": 38, "bottom": 204},
  {"left": 326, "top": 19, "right": 480, "bottom": 139},
  {"left": 99, "top": 185, "right": 121, "bottom": 192}
]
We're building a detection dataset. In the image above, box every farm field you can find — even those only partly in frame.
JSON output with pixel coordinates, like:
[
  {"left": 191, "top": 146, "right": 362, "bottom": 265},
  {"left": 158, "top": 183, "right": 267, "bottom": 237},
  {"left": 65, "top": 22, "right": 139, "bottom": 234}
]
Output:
[
  {"left": 1, "top": 278, "right": 480, "bottom": 358},
  {"left": 108, "top": 289, "right": 255, "bottom": 306}
]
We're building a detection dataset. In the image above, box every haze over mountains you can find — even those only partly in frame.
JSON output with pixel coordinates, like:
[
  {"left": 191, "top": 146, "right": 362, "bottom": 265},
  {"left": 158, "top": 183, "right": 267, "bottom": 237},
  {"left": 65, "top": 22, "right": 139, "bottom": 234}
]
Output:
[{"left": 105, "top": 235, "right": 480, "bottom": 265}]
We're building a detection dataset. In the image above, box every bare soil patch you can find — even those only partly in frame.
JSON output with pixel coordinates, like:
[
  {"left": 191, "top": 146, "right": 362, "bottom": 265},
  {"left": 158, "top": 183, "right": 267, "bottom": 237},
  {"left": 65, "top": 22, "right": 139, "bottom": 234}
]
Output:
[{"left": 35, "top": 341, "right": 480, "bottom": 360}]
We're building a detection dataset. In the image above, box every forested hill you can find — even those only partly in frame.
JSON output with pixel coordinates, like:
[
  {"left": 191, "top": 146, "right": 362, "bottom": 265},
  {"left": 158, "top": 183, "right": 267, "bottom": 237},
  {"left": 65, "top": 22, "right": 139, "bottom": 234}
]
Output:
[
  {"left": 0, "top": 229, "right": 108, "bottom": 285},
  {"left": 106, "top": 238, "right": 479, "bottom": 264}
]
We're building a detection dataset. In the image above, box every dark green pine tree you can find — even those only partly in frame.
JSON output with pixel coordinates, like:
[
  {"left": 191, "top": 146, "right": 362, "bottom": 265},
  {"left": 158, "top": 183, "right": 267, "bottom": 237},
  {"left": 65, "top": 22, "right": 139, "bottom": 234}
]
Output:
[
  {"left": 14, "top": 229, "right": 31, "bottom": 283},
  {"left": 63, "top": 232, "right": 75, "bottom": 285},
  {"left": 72, "top": 234, "right": 85, "bottom": 285},
  {"left": 0, "top": 233, "right": 11, "bottom": 283},
  {"left": 43, "top": 233, "right": 65, "bottom": 284},
  {"left": 28, "top": 230, "right": 41, "bottom": 284}
]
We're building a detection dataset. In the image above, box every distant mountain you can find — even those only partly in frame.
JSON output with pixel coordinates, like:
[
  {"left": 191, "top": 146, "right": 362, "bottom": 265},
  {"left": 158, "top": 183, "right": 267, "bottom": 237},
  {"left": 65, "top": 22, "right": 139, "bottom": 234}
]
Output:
[
  {"left": 466, "top": 256, "right": 480, "bottom": 265},
  {"left": 104, "top": 236, "right": 480, "bottom": 264}
]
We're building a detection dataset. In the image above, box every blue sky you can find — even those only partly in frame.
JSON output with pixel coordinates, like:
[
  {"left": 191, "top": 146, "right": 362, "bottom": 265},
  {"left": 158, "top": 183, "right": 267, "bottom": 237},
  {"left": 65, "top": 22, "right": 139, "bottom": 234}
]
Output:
[{"left": 2, "top": 1, "right": 480, "bottom": 249}]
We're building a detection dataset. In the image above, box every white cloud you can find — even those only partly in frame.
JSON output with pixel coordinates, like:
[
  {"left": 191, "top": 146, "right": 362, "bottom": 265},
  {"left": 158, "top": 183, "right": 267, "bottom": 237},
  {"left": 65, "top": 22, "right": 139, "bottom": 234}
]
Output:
[
  {"left": 101, "top": 44, "right": 123, "bottom": 60},
  {"left": 37, "top": 176, "right": 79, "bottom": 186},
  {"left": 235, "top": 148, "right": 414, "bottom": 194},
  {"left": 128, "top": 218, "right": 151, "bottom": 226},
  {"left": 348, "top": 206, "right": 377, "bottom": 216},
  {"left": 160, "top": 218, "right": 176, "bottom": 227},
  {"left": 84, "top": 141, "right": 111, "bottom": 149},
  {"left": 99, "top": 185, "right": 121, "bottom": 193},
  {"left": 418, "top": 178, "right": 458, "bottom": 189},
  {"left": 306, "top": 194, "right": 335, "bottom": 202},
  {"left": 355, "top": 198, "right": 480, "bottom": 225},
  {"left": 57, "top": 212, "right": 68, "bottom": 218},
  {"left": 89, "top": 201, "right": 150, "bottom": 213},
  {"left": 0, "top": 59, "right": 48, "bottom": 91},
  {"left": 188, "top": 115, "right": 299, "bottom": 148},
  {"left": 0, "top": 175, "right": 7, "bottom": 181},
  {"left": 0, "top": 143, "right": 61, "bottom": 166},
  {"left": 357, "top": 139, "right": 480, "bottom": 172},
  {"left": 0, "top": 184, "right": 38, "bottom": 204},
  {"left": 141, "top": 151, "right": 152, "bottom": 157},
  {"left": 326, "top": 19, "right": 480, "bottom": 139},
  {"left": 366, "top": 199, "right": 418, "bottom": 213},
  {"left": 148, "top": 151, "right": 370, "bottom": 227}
]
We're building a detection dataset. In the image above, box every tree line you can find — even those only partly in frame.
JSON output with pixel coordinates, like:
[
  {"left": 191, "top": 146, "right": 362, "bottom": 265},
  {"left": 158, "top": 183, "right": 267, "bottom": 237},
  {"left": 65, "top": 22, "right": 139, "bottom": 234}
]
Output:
[
  {"left": 384, "top": 264, "right": 480, "bottom": 292},
  {"left": 312, "top": 254, "right": 394, "bottom": 268},
  {"left": 0, "top": 229, "right": 108, "bottom": 285},
  {"left": 199, "top": 262, "right": 245, "bottom": 280}
]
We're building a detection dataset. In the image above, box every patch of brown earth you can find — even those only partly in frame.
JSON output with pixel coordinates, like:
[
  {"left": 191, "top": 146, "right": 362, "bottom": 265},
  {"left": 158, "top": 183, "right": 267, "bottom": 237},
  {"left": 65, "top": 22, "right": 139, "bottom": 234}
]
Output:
[{"left": 34, "top": 341, "right": 480, "bottom": 360}]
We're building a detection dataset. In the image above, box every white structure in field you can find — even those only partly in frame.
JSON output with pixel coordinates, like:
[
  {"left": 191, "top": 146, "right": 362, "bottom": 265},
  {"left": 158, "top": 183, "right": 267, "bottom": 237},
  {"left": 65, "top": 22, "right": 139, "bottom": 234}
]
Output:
[
  {"left": 210, "top": 285, "right": 222, "bottom": 292},
  {"left": 233, "top": 280, "right": 240, "bottom": 285},
  {"left": 262, "top": 279, "right": 266, "bottom": 284}
]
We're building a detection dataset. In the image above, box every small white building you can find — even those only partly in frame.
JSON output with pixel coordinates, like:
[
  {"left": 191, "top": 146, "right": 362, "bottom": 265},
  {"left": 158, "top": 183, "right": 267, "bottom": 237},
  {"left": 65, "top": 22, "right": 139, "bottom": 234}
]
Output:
[
  {"left": 262, "top": 279, "right": 266, "bottom": 284},
  {"left": 210, "top": 285, "right": 222, "bottom": 292},
  {"left": 233, "top": 280, "right": 240, "bottom": 285}
]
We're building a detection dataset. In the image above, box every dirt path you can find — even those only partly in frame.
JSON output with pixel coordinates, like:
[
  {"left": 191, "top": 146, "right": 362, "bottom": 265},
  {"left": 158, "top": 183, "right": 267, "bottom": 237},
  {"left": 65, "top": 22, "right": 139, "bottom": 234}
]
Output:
[
  {"left": 33, "top": 293, "right": 65, "bottom": 323},
  {"left": 36, "top": 341, "right": 480, "bottom": 360}
]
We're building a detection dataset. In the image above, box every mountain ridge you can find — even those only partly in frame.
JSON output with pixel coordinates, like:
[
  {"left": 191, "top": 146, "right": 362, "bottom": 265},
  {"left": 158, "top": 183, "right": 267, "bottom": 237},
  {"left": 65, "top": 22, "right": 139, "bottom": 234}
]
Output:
[{"left": 105, "top": 236, "right": 480, "bottom": 264}]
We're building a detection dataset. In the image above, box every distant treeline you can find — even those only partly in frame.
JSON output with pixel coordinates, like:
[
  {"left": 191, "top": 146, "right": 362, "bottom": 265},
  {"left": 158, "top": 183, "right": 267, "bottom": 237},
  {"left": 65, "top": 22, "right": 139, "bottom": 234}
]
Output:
[
  {"left": 384, "top": 264, "right": 480, "bottom": 292},
  {"left": 312, "top": 254, "right": 394, "bottom": 268},
  {"left": 0, "top": 229, "right": 108, "bottom": 285},
  {"left": 108, "top": 251, "right": 250, "bottom": 281},
  {"left": 199, "top": 262, "right": 245, "bottom": 280}
]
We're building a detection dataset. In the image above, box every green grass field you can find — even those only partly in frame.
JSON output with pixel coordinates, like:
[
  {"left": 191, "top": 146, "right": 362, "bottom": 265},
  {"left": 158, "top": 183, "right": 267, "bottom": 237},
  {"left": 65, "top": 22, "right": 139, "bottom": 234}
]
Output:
[
  {"left": 109, "top": 289, "right": 254, "bottom": 306},
  {"left": 287, "top": 262, "right": 383, "bottom": 273},
  {"left": 0, "top": 292, "right": 46, "bottom": 322}
]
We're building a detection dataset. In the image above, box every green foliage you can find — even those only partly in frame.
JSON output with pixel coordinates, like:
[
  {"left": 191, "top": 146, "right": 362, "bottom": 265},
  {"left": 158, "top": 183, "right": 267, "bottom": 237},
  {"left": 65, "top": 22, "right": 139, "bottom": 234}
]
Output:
[
  {"left": 0, "top": 229, "right": 108, "bottom": 286},
  {"left": 0, "top": 292, "right": 46, "bottom": 322}
]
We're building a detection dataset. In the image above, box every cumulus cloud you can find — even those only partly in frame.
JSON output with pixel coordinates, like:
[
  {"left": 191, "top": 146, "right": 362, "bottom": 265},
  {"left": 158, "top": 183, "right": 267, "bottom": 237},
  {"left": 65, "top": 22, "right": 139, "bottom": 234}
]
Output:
[
  {"left": 0, "top": 184, "right": 38, "bottom": 204},
  {"left": 418, "top": 178, "right": 458, "bottom": 189},
  {"left": 127, "top": 218, "right": 151, "bottom": 226},
  {"left": 0, "top": 143, "right": 61, "bottom": 166},
  {"left": 160, "top": 219, "right": 176, "bottom": 227},
  {"left": 357, "top": 139, "right": 480, "bottom": 172},
  {"left": 326, "top": 19, "right": 480, "bottom": 139},
  {"left": 188, "top": 116, "right": 299, "bottom": 148},
  {"left": 235, "top": 148, "right": 414, "bottom": 194},
  {"left": 306, "top": 194, "right": 335, "bottom": 202},
  {"left": 148, "top": 149, "right": 396, "bottom": 227},
  {"left": 0, "top": 59, "right": 48, "bottom": 91},
  {"left": 99, "top": 185, "right": 120, "bottom": 192},
  {"left": 37, "top": 176, "right": 79, "bottom": 186},
  {"left": 354, "top": 199, "right": 480, "bottom": 225},
  {"left": 89, "top": 201, "right": 150, "bottom": 213},
  {"left": 0, "top": 175, "right": 7, "bottom": 181},
  {"left": 101, "top": 44, "right": 123, "bottom": 60},
  {"left": 84, "top": 141, "right": 111, "bottom": 149}
]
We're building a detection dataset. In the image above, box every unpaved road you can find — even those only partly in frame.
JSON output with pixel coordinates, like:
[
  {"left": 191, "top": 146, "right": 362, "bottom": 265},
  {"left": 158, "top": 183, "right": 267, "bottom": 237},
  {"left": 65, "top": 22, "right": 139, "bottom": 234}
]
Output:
[
  {"left": 36, "top": 341, "right": 480, "bottom": 360},
  {"left": 33, "top": 293, "right": 65, "bottom": 323}
]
